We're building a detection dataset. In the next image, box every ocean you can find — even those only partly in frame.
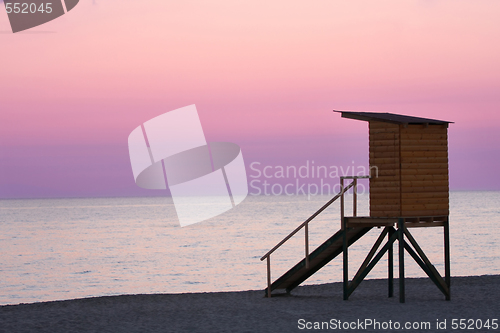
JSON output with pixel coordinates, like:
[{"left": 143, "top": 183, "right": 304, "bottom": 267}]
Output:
[{"left": 1, "top": 191, "right": 499, "bottom": 305}]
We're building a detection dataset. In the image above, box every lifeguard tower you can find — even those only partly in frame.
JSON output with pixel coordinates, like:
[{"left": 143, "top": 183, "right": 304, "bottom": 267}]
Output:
[{"left": 260, "top": 111, "right": 452, "bottom": 303}]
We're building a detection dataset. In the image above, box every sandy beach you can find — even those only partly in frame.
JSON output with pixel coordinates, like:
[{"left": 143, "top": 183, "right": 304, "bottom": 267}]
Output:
[{"left": 1, "top": 275, "right": 498, "bottom": 332}]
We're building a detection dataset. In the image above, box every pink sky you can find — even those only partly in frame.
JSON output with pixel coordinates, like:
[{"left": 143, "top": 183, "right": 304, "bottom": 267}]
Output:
[{"left": 1, "top": 0, "right": 500, "bottom": 198}]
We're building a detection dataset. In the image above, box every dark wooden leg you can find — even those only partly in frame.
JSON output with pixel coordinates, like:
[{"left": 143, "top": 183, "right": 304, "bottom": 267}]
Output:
[
  {"left": 388, "top": 227, "right": 394, "bottom": 298},
  {"left": 343, "top": 222, "right": 349, "bottom": 300},
  {"left": 398, "top": 218, "right": 405, "bottom": 303},
  {"left": 444, "top": 217, "right": 451, "bottom": 300}
]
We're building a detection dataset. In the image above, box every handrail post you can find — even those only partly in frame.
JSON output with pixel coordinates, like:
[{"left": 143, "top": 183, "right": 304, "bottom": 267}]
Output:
[
  {"left": 267, "top": 256, "right": 271, "bottom": 298},
  {"left": 305, "top": 222, "right": 310, "bottom": 269},
  {"left": 340, "top": 178, "right": 345, "bottom": 230},
  {"left": 353, "top": 178, "right": 357, "bottom": 217}
]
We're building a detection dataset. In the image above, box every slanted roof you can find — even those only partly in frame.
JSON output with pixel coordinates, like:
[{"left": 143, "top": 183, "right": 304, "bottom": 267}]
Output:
[{"left": 334, "top": 111, "right": 453, "bottom": 125}]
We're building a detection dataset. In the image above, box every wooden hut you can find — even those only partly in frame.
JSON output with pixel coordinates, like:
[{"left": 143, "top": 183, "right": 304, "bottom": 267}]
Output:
[{"left": 338, "top": 112, "right": 451, "bottom": 218}]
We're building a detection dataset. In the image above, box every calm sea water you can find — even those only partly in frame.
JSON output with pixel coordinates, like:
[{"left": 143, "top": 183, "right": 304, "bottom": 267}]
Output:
[{"left": 0, "top": 192, "right": 499, "bottom": 305}]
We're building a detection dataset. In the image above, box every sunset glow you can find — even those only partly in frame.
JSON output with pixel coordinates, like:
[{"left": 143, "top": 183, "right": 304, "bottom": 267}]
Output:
[{"left": 2, "top": 0, "right": 500, "bottom": 198}]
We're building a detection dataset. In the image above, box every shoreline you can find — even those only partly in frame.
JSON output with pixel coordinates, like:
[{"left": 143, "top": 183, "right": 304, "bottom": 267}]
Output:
[{"left": 1, "top": 275, "right": 499, "bottom": 332}]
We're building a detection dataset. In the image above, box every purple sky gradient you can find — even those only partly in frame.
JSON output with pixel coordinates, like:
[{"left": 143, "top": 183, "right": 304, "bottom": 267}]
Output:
[{"left": 1, "top": 1, "right": 500, "bottom": 198}]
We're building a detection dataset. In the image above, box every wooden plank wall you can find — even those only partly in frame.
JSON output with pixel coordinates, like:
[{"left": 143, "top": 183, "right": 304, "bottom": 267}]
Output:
[
  {"left": 400, "top": 124, "right": 449, "bottom": 216},
  {"left": 369, "top": 121, "right": 401, "bottom": 217}
]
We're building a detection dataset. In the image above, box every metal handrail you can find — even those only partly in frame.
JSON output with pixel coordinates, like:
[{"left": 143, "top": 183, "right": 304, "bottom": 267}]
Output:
[{"left": 260, "top": 181, "right": 355, "bottom": 261}]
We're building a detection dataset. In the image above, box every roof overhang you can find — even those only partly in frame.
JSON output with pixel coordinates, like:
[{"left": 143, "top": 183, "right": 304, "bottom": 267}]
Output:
[{"left": 334, "top": 110, "right": 453, "bottom": 126}]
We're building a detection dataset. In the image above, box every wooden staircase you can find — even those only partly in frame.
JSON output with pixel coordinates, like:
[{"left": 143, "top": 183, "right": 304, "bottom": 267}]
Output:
[
  {"left": 261, "top": 176, "right": 370, "bottom": 297},
  {"left": 264, "top": 226, "right": 371, "bottom": 295}
]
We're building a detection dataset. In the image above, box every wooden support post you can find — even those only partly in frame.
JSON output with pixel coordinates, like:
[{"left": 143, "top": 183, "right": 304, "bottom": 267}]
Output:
[
  {"left": 267, "top": 256, "right": 271, "bottom": 298},
  {"left": 444, "top": 216, "right": 451, "bottom": 300},
  {"left": 343, "top": 223, "right": 349, "bottom": 300},
  {"left": 341, "top": 177, "right": 347, "bottom": 299},
  {"left": 398, "top": 218, "right": 405, "bottom": 303},
  {"left": 388, "top": 227, "right": 394, "bottom": 298}
]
